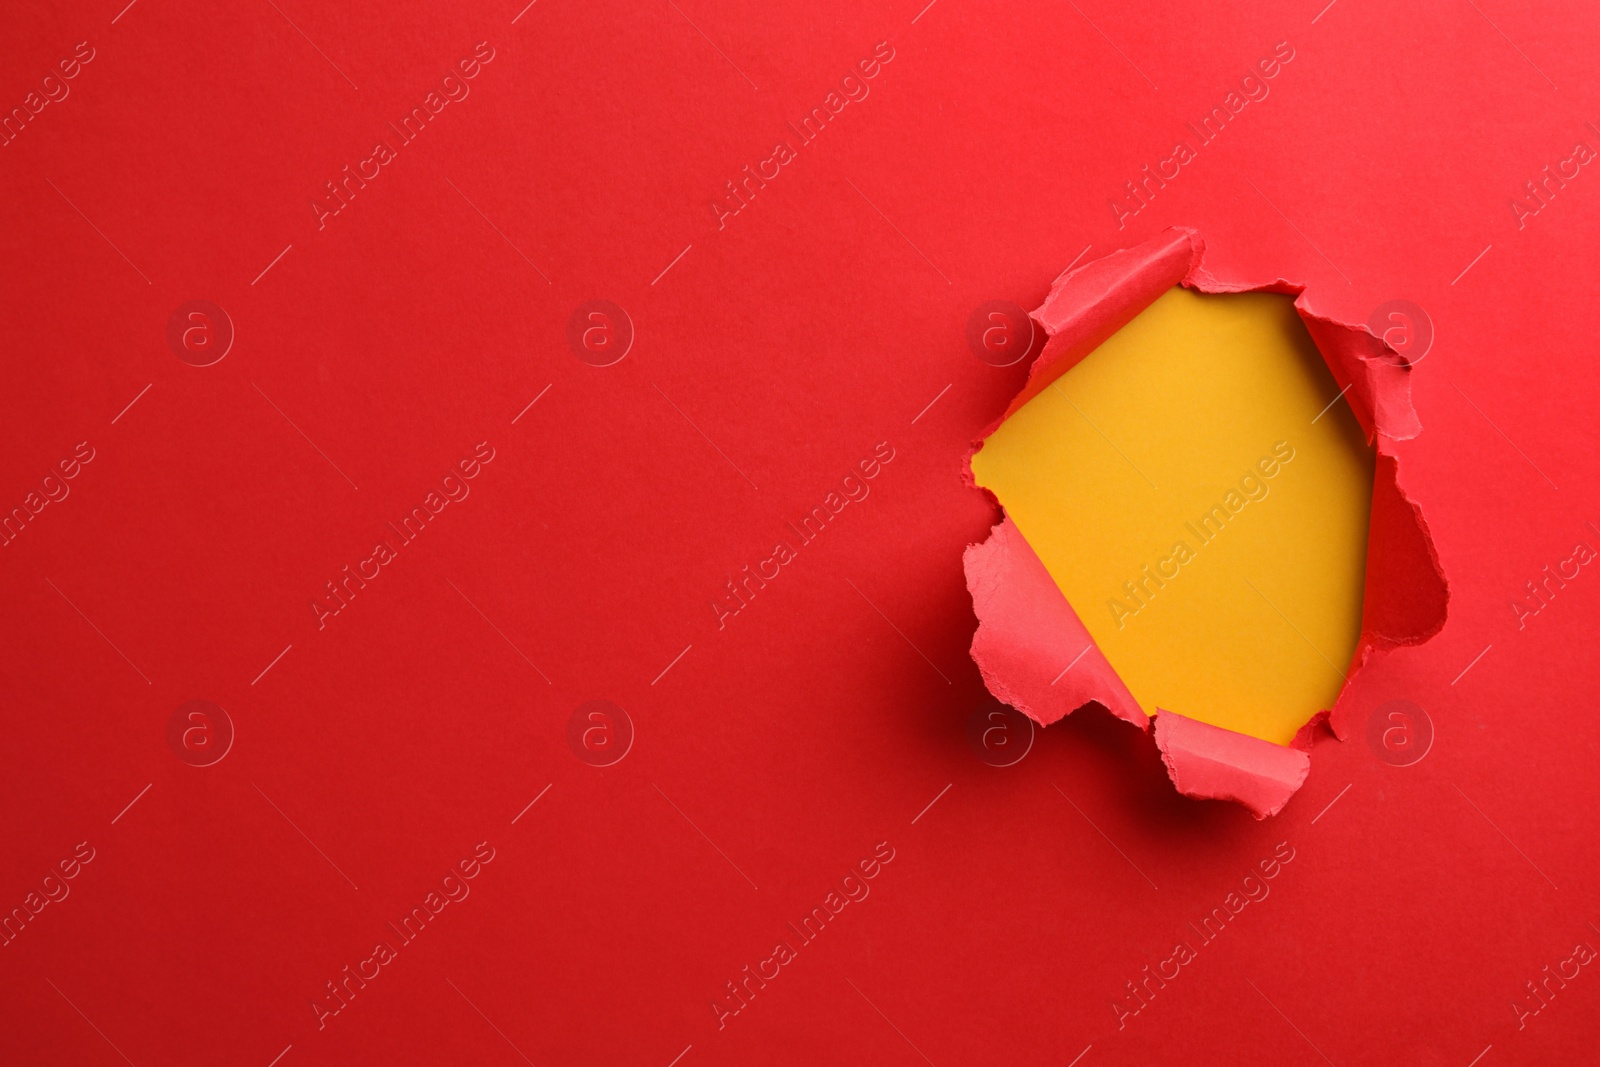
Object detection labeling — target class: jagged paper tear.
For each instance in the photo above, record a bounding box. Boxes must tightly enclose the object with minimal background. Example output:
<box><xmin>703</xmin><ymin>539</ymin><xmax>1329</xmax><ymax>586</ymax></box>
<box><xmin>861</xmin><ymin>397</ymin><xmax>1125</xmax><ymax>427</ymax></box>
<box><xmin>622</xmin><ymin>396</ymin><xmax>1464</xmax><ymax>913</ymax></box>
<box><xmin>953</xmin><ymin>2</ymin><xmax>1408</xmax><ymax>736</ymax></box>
<box><xmin>964</xmin><ymin>227</ymin><xmax>1449</xmax><ymax>819</ymax></box>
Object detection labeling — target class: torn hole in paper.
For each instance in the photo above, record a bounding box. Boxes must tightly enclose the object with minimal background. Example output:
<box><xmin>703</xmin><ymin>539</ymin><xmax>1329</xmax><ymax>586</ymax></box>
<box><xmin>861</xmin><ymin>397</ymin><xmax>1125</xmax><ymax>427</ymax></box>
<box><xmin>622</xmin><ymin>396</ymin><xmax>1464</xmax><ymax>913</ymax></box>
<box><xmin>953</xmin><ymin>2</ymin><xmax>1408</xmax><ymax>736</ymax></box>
<box><xmin>963</xmin><ymin>228</ymin><xmax>1448</xmax><ymax>818</ymax></box>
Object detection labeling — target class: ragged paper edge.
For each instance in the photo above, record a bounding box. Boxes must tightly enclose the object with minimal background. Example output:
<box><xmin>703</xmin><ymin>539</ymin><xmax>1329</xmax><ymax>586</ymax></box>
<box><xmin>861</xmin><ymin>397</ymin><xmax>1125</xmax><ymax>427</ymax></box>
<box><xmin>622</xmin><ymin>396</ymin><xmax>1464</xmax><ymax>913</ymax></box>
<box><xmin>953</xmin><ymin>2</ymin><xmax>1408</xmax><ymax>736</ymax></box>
<box><xmin>963</xmin><ymin>515</ymin><xmax>1146</xmax><ymax>731</ymax></box>
<box><xmin>962</xmin><ymin>226</ymin><xmax>1450</xmax><ymax>818</ymax></box>
<box><xmin>1153</xmin><ymin>711</ymin><xmax>1311</xmax><ymax>819</ymax></box>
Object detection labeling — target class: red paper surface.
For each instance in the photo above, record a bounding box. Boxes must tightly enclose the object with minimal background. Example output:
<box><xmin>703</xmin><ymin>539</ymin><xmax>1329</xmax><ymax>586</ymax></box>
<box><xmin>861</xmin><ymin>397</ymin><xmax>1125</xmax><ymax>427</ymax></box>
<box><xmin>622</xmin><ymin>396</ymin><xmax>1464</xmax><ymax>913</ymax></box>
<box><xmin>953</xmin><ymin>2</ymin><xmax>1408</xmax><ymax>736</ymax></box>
<box><xmin>3</xmin><ymin>2</ymin><xmax>1599</xmax><ymax>1065</ymax></box>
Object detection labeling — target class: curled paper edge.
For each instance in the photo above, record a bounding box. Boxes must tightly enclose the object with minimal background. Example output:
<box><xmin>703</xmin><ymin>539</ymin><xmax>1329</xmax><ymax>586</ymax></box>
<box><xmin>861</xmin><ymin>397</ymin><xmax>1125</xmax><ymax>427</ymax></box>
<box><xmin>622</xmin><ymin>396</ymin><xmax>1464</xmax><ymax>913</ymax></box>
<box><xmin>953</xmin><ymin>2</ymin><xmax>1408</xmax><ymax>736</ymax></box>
<box><xmin>963</xmin><ymin>227</ymin><xmax>1450</xmax><ymax>819</ymax></box>
<box><xmin>1153</xmin><ymin>711</ymin><xmax>1312</xmax><ymax>819</ymax></box>
<box><xmin>963</xmin><ymin>515</ymin><xmax>1146</xmax><ymax>732</ymax></box>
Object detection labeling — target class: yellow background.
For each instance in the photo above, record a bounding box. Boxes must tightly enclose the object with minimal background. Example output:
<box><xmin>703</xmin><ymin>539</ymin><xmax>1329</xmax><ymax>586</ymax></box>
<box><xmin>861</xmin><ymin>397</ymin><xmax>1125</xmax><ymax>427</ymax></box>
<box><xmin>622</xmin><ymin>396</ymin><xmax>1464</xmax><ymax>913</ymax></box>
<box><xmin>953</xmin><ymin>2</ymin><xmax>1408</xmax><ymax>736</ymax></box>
<box><xmin>971</xmin><ymin>287</ymin><xmax>1373</xmax><ymax>744</ymax></box>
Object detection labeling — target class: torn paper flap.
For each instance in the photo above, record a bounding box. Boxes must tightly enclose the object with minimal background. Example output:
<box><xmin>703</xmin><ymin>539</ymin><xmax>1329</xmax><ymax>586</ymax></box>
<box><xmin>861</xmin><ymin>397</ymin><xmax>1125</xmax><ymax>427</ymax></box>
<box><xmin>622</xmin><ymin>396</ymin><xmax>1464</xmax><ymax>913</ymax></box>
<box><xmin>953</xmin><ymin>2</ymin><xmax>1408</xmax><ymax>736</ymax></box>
<box><xmin>1153</xmin><ymin>710</ymin><xmax>1311</xmax><ymax>820</ymax></box>
<box><xmin>964</xmin><ymin>516</ymin><xmax>1145</xmax><ymax>731</ymax></box>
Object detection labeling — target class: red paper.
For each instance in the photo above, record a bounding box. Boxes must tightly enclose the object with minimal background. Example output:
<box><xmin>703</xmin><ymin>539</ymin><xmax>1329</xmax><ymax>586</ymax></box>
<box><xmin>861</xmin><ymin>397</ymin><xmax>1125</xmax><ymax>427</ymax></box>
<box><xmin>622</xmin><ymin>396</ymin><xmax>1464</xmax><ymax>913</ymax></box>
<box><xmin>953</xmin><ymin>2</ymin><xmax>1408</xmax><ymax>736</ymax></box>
<box><xmin>2</xmin><ymin>3</ymin><xmax>1596</xmax><ymax>1065</ymax></box>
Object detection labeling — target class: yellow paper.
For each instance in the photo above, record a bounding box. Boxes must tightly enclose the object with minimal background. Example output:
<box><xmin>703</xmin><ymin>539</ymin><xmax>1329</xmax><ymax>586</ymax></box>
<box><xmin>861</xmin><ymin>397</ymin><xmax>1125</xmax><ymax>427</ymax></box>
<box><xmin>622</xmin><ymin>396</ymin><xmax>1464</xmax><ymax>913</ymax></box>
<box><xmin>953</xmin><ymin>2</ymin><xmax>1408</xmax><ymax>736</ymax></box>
<box><xmin>971</xmin><ymin>287</ymin><xmax>1373</xmax><ymax>745</ymax></box>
